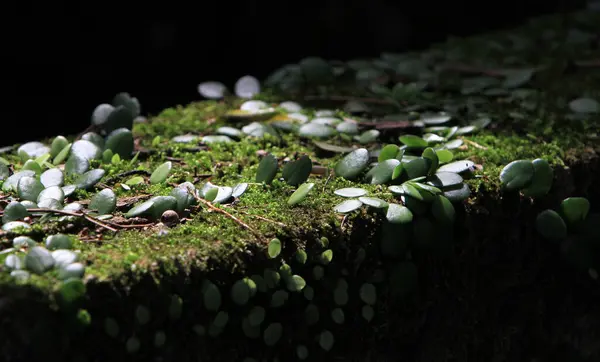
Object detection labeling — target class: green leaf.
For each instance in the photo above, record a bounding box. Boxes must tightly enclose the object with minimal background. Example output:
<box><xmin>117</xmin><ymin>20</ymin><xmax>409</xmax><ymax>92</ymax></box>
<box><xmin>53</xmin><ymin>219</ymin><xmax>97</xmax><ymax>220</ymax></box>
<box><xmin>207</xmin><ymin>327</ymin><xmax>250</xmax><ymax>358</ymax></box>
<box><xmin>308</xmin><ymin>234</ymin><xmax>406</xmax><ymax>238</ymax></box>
<box><xmin>105</xmin><ymin>128</ymin><xmax>134</xmax><ymax>159</ymax></box>
<box><xmin>198</xmin><ymin>81</ymin><xmax>227</xmax><ymax>99</ymax></box>
<box><xmin>569</xmin><ymin>97</ymin><xmax>599</xmax><ymax>114</ymax></box>
<box><xmin>268</xmin><ymin>238</ymin><xmax>281</xmax><ymax>259</ymax></box>
<box><xmin>298</xmin><ymin>123</ymin><xmax>336</xmax><ymax>138</ymax></box>
<box><xmin>386</xmin><ymin>203</ymin><xmax>413</xmax><ymax>224</ymax></box>
<box><xmin>403</xmin><ymin>158</ymin><xmax>431</xmax><ymax>180</ymax></box>
<box><xmin>57</xmin><ymin>278</ymin><xmax>86</xmax><ymax>308</ymax></box>
<box><xmin>125</xmin><ymin>176</ymin><xmax>145</xmax><ymax>186</ymax></box>
<box><xmin>427</xmin><ymin>172</ymin><xmax>463</xmax><ymax>188</ymax></box>
<box><xmin>126</xmin><ymin>200</ymin><xmax>155</xmax><ymax>218</ymax></box>
<box><xmin>75</xmin><ymin>169</ymin><xmax>106</xmax><ymax>189</ymax></box>
<box><xmin>521</xmin><ymin>158</ymin><xmax>554</xmax><ymax>197</ymax></box>
<box><xmin>202</xmin><ymin>281</ymin><xmax>221</xmax><ymax>311</ymax></box>
<box><xmin>318</xmin><ymin>330</ymin><xmax>335</xmax><ymax>351</ymax></box>
<box><xmin>431</xmin><ymin>195</ymin><xmax>455</xmax><ymax>224</ymax></box>
<box><xmin>17</xmin><ymin>176</ymin><xmax>44</xmax><ymax>202</ymax></box>
<box><xmin>53</xmin><ymin>143</ymin><xmax>72</xmax><ymax>165</ymax></box>
<box><xmin>288</xmin><ymin>182</ymin><xmax>314</xmax><ymax>205</ymax></box>
<box><xmin>442</xmin><ymin>183</ymin><xmax>471</xmax><ymax>202</ymax></box>
<box><xmin>359</xmin><ymin>283</ymin><xmax>377</xmax><ymax>305</ymax></box>
<box><xmin>356</xmin><ymin>129</ymin><xmax>380</xmax><ymax>144</ymax></box>
<box><xmin>560</xmin><ymin>197</ymin><xmax>590</xmax><ymax>225</ymax></box>
<box><xmin>37</xmin><ymin>186</ymin><xmax>64</xmax><ymax>204</ymax></box>
<box><xmin>499</xmin><ymin>160</ymin><xmax>535</xmax><ymax>191</ymax></box>
<box><xmin>81</xmin><ymin>132</ymin><xmax>105</xmax><ymax>148</ymax></box>
<box><xmin>64</xmin><ymin>154</ymin><xmax>90</xmax><ymax>175</ymax></box>
<box><xmin>331</xmin><ymin>308</ymin><xmax>345</xmax><ymax>324</ymax></box>
<box><xmin>378</xmin><ymin>144</ymin><xmax>400</xmax><ymax>162</ymax></box>
<box><xmin>50</xmin><ymin>136</ymin><xmax>69</xmax><ymax>158</ymax></box>
<box><xmin>438</xmin><ymin>160</ymin><xmax>475</xmax><ymax>174</ymax></box>
<box><xmin>420</xmin><ymin>114</ymin><xmax>451</xmax><ymax>125</ymax></box>
<box><xmin>90</xmin><ymin>189</ymin><xmax>117</xmax><ymax>214</ymax></box>
<box><xmin>399</xmin><ymin>134</ymin><xmax>428</xmax><ymax>148</ymax></box>
<box><xmin>421</xmin><ymin>147</ymin><xmax>439</xmax><ymax>176</ymax></box>
<box><xmin>334</xmin><ymin>148</ymin><xmax>370</xmax><ymax>180</ymax></box>
<box><xmin>256</xmin><ymin>154</ymin><xmax>278</xmax><ymax>184</ymax></box>
<box><xmin>24</xmin><ymin>246</ymin><xmax>54</xmax><ymax>274</ymax></box>
<box><xmin>334</xmin><ymin>199</ymin><xmax>363</xmax><ymax>213</ymax></box>
<box><xmin>365</xmin><ymin>159</ymin><xmax>400</xmax><ymax>184</ymax></box>
<box><xmin>231</xmin><ymin>279</ymin><xmax>251</xmax><ymax>305</ymax></box>
<box><xmin>286</xmin><ymin>275</ymin><xmax>306</xmax><ymax>292</ymax></box>
<box><xmin>71</xmin><ymin>140</ymin><xmax>102</xmax><ymax>161</ymax></box>
<box><xmin>2</xmin><ymin>202</ymin><xmax>29</xmax><ymax>224</ymax></box>
<box><xmin>150</xmin><ymin>161</ymin><xmax>172</xmax><ymax>184</ymax></box>
<box><xmin>282</xmin><ymin>155</ymin><xmax>312</xmax><ymax>186</ymax></box>
<box><xmin>40</xmin><ymin>168</ymin><xmax>64</xmax><ymax>188</ymax></box>
<box><xmin>334</xmin><ymin>187</ymin><xmax>367</xmax><ymax>198</ymax></box>
<box><xmin>358</xmin><ymin>196</ymin><xmax>388</xmax><ymax>209</ymax></box>
<box><xmin>263</xmin><ymin>323</ymin><xmax>283</xmax><ymax>346</ymax></box>
<box><xmin>536</xmin><ymin>209</ymin><xmax>567</xmax><ymax>241</ymax></box>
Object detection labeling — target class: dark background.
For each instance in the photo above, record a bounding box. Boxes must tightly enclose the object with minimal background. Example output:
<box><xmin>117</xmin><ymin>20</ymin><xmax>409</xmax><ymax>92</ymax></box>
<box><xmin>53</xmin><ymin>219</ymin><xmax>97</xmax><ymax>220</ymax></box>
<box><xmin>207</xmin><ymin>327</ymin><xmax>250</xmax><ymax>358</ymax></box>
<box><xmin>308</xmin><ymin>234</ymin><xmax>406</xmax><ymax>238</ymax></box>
<box><xmin>6</xmin><ymin>0</ymin><xmax>585</xmax><ymax>146</ymax></box>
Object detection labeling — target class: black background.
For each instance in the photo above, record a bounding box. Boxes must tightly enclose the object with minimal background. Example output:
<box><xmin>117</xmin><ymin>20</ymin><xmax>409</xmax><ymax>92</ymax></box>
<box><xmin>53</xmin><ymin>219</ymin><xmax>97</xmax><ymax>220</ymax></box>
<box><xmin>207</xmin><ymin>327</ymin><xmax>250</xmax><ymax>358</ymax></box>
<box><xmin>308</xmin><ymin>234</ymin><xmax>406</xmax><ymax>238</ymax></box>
<box><xmin>5</xmin><ymin>0</ymin><xmax>583</xmax><ymax>146</ymax></box>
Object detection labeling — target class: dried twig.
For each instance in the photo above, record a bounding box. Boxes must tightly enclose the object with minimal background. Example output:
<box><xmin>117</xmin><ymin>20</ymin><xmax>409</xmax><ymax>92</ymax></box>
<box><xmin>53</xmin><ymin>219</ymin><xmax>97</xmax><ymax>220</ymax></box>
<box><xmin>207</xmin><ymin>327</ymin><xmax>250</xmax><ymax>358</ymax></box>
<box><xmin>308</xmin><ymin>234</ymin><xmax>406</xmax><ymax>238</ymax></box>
<box><xmin>234</xmin><ymin>210</ymin><xmax>287</xmax><ymax>228</ymax></box>
<box><xmin>13</xmin><ymin>208</ymin><xmax>120</xmax><ymax>233</ymax></box>
<box><xmin>460</xmin><ymin>137</ymin><xmax>488</xmax><ymax>150</ymax></box>
<box><xmin>192</xmin><ymin>195</ymin><xmax>262</xmax><ymax>240</ymax></box>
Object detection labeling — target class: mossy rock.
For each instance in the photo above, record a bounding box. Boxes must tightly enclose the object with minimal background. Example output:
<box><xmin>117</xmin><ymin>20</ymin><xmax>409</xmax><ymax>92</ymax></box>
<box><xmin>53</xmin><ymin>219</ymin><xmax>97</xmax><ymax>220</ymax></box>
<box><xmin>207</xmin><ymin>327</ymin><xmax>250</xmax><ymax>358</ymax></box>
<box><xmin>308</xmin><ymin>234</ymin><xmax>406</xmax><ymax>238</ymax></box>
<box><xmin>1</xmin><ymin>10</ymin><xmax>600</xmax><ymax>362</ymax></box>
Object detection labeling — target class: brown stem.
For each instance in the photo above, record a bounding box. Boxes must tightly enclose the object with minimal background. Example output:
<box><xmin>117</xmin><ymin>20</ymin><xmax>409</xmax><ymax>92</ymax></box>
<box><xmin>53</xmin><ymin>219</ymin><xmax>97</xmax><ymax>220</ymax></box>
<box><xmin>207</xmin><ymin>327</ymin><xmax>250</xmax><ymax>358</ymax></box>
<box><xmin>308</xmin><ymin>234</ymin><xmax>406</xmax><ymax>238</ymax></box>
<box><xmin>192</xmin><ymin>195</ymin><xmax>262</xmax><ymax>241</ymax></box>
<box><xmin>20</xmin><ymin>208</ymin><xmax>120</xmax><ymax>232</ymax></box>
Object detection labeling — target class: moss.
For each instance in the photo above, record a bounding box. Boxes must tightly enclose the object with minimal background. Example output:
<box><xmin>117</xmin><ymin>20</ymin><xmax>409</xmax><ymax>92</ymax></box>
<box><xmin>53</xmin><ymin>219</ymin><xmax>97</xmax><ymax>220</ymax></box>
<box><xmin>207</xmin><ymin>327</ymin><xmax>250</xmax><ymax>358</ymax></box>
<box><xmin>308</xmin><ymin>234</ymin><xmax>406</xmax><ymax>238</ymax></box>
<box><xmin>1</xmin><ymin>9</ymin><xmax>600</xmax><ymax>362</ymax></box>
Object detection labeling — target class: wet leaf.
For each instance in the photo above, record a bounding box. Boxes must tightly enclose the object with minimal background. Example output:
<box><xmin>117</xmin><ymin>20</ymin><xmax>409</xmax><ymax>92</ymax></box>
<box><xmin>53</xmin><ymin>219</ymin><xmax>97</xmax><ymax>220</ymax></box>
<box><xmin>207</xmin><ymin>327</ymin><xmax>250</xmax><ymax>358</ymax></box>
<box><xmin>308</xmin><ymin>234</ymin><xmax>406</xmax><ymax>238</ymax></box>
<box><xmin>90</xmin><ymin>189</ymin><xmax>117</xmax><ymax>214</ymax></box>
<box><xmin>365</xmin><ymin>159</ymin><xmax>401</xmax><ymax>184</ymax></box>
<box><xmin>334</xmin><ymin>148</ymin><xmax>370</xmax><ymax>180</ymax></box>
<box><xmin>522</xmin><ymin>158</ymin><xmax>553</xmax><ymax>197</ymax></box>
<box><xmin>75</xmin><ymin>169</ymin><xmax>106</xmax><ymax>189</ymax></box>
<box><xmin>282</xmin><ymin>155</ymin><xmax>312</xmax><ymax>186</ymax></box>
<box><xmin>386</xmin><ymin>203</ymin><xmax>413</xmax><ymax>224</ymax></box>
<box><xmin>334</xmin><ymin>187</ymin><xmax>367</xmax><ymax>198</ymax></box>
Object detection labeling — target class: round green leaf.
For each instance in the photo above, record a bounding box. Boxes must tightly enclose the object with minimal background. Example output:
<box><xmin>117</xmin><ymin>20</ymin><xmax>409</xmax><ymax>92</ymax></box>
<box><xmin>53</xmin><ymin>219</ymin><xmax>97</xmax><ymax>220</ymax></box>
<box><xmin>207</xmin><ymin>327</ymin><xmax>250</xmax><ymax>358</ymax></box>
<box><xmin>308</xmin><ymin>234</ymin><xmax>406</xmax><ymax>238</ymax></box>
<box><xmin>288</xmin><ymin>182</ymin><xmax>314</xmax><ymax>205</ymax></box>
<box><xmin>421</xmin><ymin>147</ymin><xmax>439</xmax><ymax>176</ymax></box>
<box><xmin>399</xmin><ymin>134</ymin><xmax>428</xmax><ymax>148</ymax></box>
<box><xmin>198</xmin><ymin>81</ymin><xmax>227</xmax><ymax>99</ymax></box>
<box><xmin>560</xmin><ymin>197</ymin><xmax>590</xmax><ymax>225</ymax></box>
<box><xmin>386</xmin><ymin>203</ymin><xmax>413</xmax><ymax>224</ymax></box>
<box><xmin>40</xmin><ymin>168</ymin><xmax>64</xmax><ymax>188</ymax></box>
<box><xmin>263</xmin><ymin>323</ymin><xmax>283</xmax><ymax>346</ymax></box>
<box><xmin>365</xmin><ymin>159</ymin><xmax>401</xmax><ymax>184</ymax></box>
<box><xmin>57</xmin><ymin>278</ymin><xmax>86</xmax><ymax>307</ymax></box>
<box><xmin>499</xmin><ymin>160</ymin><xmax>535</xmax><ymax>191</ymax></box>
<box><xmin>356</xmin><ymin>129</ymin><xmax>380</xmax><ymax>144</ymax></box>
<box><xmin>202</xmin><ymin>281</ymin><xmax>221</xmax><ymax>311</ymax></box>
<box><xmin>150</xmin><ymin>161</ymin><xmax>172</xmax><ymax>184</ymax></box>
<box><xmin>37</xmin><ymin>186</ymin><xmax>64</xmax><ymax>203</ymax></box>
<box><xmin>318</xmin><ymin>330</ymin><xmax>335</xmax><ymax>351</ymax></box>
<box><xmin>81</xmin><ymin>132</ymin><xmax>105</xmax><ymax>148</ymax></box>
<box><xmin>90</xmin><ymin>188</ymin><xmax>117</xmax><ymax>214</ymax></box>
<box><xmin>403</xmin><ymin>158</ymin><xmax>431</xmax><ymax>180</ymax></box>
<box><xmin>268</xmin><ymin>238</ymin><xmax>281</xmax><ymax>258</ymax></box>
<box><xmin>105</xmin><ymin>128</ymin><xmax>134</xmax><ymax>159</ymax></box>
<box><xmin>71</xmin><ymin>140</ymin><xmax>102</xmax><ymax>161</ymax></box>
<box><xmin>378</xmin><ymin>144</ymin><xmax>400</xmax><ymax>162</ymax></box>
<box><xmin>287</xmin><ymin>275</ymin><xmax>306</xmax><ymax>292</ymax></box>
<box><xmin>2</xmin><ymin>202</ymin><xmax>29</xmax><ymax>224</ymax></box>
<box><xmin>282</xmin><ymin>155</ymin><xmax>312</xmax><ymax>186</ymax></box>
<box><xmin>46</xmin><ymin>234</ymin><xmax>73</xmax><ymax>250</ymax></box>
<box><xmin>235</xmin><ymin>75</ymin><xmax>260</xmax><ymax>99</ymax></box>
<box><xmin>50</xmin><ymin>136</ymin><xmax>69</xmax><ymax>158</ymax></box>
<box><xmin>65</xmin><ymin>154</ymin><xmax>90</xmax><ymax>175</ymax></box>
<box><xmin>17</xmin><ymin>176</ymin><xmax>44</xmax><ymax>202</ymax></box>
<box><xmin>298</xmin><ymin>123</ymin><xmax>336</xmax><ymax>138</ymax></box>
<box><xmin>24</xmin><ymin>246</ymin><xmax>55</xmax><ymax>274</ymax></box>
<box><xmin>256</xmin><ymin>154</ymin><xmax>278</xmax><ymax>184</ymax></box>
<box><xmin>427</xmin><ymin>172</ymin><xmax>463</xmax><ymax>188</ymax></box>
<box><xmin>359</xmin><ymin>283</ymin><xmax>377</xmax><ymax>305</ymax></box>
<box><xmin>521</xmin><ymin>158</ymin><xmax>554</xmax><ymax>197</ymax></box>
<box><xmin>231</xmin><ymin>279</ymin><xmax>251</xmax><ymax>305</ymax></box>
<box><xmin>442</xmin><ymin>183</ymin><xmax>471</xmax><ymax>202</ymax></box>
<box><xmin>334</xmin><ymin>199</ymin><xmax>363</xmax><ymax>213</ymax></box>
<box><xmin>358</xmin><ymin>196</ymin><xmax>388</xmax><ymax>209</ymax></box>
<box><xmin>569</xmin><ymin>97</ymin><xmax>599</xmax><ymax>114</ymax></box>
<box><xmin>438</xmin><ymin>160</ymin><xmax>475</xmax><ymax>174</ymax></box>
<box><xmin>334</xmin><ymin>148</ymin><xmax>370</xmax><ymax>180</ymax></box>
<box><xmin>3</xmin><ymin>170</ymin><xmax>35</xmax><ymax>192</ymax></box>
<box><xmin>431</xmin><ymin>195</ymin><xmax>455</xmax><ymax>224</ymax></box>
<box><xmin>75</xmin><ymin>169</ymin><xmax>105</xmax><ymax>189</ymax></box>
<box><xmin>536</xmin><ymin>209</ymin><xmax>567</xmax><ymax>241</ymax></box>
<box><xmin>334</xmin><ymin>187</ymin><xmax>367</xmax><ymax>198</ymax></box>
<box><xmin>331</xmin><ymin>308</ymin><xmax>345</xmax><ymax>324</ymax></box>
<box><xmin>126</xmin><ymin>200</ymin><xmax>154</xmax><ymax>218</ymax></box>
